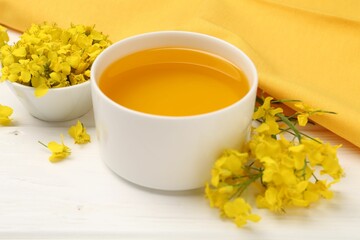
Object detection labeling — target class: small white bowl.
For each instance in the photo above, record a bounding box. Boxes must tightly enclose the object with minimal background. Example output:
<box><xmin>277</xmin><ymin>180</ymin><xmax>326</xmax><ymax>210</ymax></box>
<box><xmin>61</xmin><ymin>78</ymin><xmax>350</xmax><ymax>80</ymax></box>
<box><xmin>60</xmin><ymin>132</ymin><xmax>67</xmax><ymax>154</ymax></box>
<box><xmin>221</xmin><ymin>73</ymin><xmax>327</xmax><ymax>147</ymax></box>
<box><xmin>6</xmin><ymin>81</ymin><xmax>92</xmax><ymax>122</ymax></box>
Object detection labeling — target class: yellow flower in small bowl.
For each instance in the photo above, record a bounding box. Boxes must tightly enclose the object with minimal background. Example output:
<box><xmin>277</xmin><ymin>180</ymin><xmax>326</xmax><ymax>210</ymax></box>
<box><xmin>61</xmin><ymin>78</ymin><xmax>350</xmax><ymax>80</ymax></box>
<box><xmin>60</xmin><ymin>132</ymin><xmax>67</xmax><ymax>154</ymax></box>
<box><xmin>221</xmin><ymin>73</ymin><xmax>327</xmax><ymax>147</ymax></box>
<box><xmin>0</xmin><ymin>23</ymin><xmax>111</xmax><ymax>121</ymax></box>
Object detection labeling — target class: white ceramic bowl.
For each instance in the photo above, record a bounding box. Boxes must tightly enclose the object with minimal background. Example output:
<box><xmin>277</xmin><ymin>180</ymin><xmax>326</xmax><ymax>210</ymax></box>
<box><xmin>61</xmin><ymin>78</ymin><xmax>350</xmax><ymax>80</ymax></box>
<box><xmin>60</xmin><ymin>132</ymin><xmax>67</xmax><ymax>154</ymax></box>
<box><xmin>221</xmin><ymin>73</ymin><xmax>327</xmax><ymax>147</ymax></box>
<box><xmin>91</xmin><ymin>31</ymin><xmax>258</xmax><ymax>191</ymax></box>
<box><xmin>6</xmin><ymin>81</ymin><xmax>92</xmax><ymax>122</ymax></box>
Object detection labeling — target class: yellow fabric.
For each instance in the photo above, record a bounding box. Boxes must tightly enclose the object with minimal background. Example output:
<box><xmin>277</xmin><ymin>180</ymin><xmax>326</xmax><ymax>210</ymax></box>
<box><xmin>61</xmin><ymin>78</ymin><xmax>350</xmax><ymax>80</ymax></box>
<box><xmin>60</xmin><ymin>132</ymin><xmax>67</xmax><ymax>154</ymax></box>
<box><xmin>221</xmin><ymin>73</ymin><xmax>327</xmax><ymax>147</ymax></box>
<box><xmin>1</xmin><ymin>0</ymin><xmax>360</xmax><ymax>147</ymax></box>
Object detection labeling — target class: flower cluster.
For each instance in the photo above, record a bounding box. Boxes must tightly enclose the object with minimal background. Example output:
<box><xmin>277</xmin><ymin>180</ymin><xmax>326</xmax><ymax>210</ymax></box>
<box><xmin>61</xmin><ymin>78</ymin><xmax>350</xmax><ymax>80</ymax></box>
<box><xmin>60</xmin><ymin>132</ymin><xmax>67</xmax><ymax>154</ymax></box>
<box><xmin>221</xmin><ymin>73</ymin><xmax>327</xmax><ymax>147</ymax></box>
<box><xmin>0</xmin><ymin>23</ymin><xmax>111</xmax><ymax>97</ymax></box>
<box><xmin>205</xmin><ymin>97</ymin><xmax>343</xmax><ymax>227</ymax></box>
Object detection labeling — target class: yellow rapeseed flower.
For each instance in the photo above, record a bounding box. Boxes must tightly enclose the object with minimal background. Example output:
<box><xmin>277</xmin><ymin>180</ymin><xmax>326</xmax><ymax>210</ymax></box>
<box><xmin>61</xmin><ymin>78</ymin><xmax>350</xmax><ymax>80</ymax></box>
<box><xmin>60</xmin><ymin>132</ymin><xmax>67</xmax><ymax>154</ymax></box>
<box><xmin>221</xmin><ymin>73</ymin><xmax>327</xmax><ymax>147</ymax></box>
<box><xmin>223</xmin><ymin>198</ymin><xmax>261</xmax><ymax>227</ymax></box>
<box><xmin>253</xmin><ymin>97</ymin><xmax>282</xmax><ymax>120</ymax></box>
<box><xmin>205</xmin><ymin>183</ymin><xmax>234</xmax><ymax>209</ymax></box>
<box><xmin>39</xmin><ymin>135</ymin><xmax>71</xmax><ymax>163</ymax></box>
<box><xmin>0</xmin><ymin>104</ymin><xmax>13</xmax><ymax>126</ymax></box>
<box><xmin>295</xmin><ymin>102</ymin><xmax>336</xmax><ymax>127</ymax></box>
<box><xmin>305</xmin><ymin>180</ymin><xmax>334</xmax><ymax>202</ymax></box>
<box><xmin>302</xmin><ymin>139</ymin><xmax>344</xmax><ymax>180</ymax></box>
<box><xmin>295</xmin><ymin>103</ymin><xmax>316</xmax><ymax>124</ymax></box>
<box><xmin>68</xmin><ymin>120</ymin><xmax>91</xmax><ymax>144</ymax></box>
<box><xmin>253</xmin><ymin>97</ymin><xmax>283</xmax><ymax>135</ymax></box>
<box><xmin>205</xmin><ymin>96</ymin><xmax>343</xmax><ymax>227</ymax></box>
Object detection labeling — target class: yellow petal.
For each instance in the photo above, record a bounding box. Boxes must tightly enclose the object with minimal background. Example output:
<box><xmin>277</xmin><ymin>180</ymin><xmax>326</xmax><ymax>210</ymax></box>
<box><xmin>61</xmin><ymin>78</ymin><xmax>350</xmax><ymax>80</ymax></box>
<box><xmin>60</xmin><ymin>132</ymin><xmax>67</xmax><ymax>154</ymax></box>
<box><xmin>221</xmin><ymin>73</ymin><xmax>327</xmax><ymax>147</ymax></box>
<box><xmin>68</xmin><ymin>120</ymin><xmax>91</xmax><ymax>144</ymax></box>
<box><xmin>218</xmin><ymin>186</ymin><xmax>234</xmax><ymax>194</ymax></box>
<box><xmin>265</xmin><ymin>187</ymin><xmax>277</xmax><ymax>205</ymax></box>
<box><xmin>12</xmin><ymin>47</ymin><xmax>27</xmax><ymax>58</ymax></box>
<box><xmin>2</xmin><ymin>55</ymin><xmax>14</xmax><ymax>66</ymax></box>
<box><xmin>297</xmin><ymin>114</ymin><xmax>309</xmax><ymax>126</ymax></box>
<box><xmin>247</xmin><ymin>214</ymin><xmax>261</xmax><ymax>223</ymax></box>
<box><xmin>255</xmin><ymin>123</ymin><xmax>270</xmax><ymax>133</ymax></box>
<box><xmin>304</xmin><ymin>190</ymin><xmax>320</xmax><ymax>203</ymax></box>
<box><xmin>20</xmin><ymin>71</ymin><xmax>31</xmax><ymax>82</ymax></box>
<box><xmin>0</xmin><ymin>104</ymin><xmax>13</xmax><ymax>126</ymax></box>
<box><xmin>292</xmin><ymin>198</ymin><xmax>309</xmax><ymax>207</ymax></box>
<box><xmin>296</xmin><ymin>181</ymin><xmax>309</xmax><ymax>193</ymax></box>
<box><xmin>34</xmin><ymin>85</ymin><xmax>49</xmax><ymax>97</ymax></box>
<box><xmin>66</xmin><ymin>55</ymin><xmax>80</xmax><ymax>68</ymax></box>
<box><xmin>234</xmin><ymin>217</ymin><xmax>247</xmax><ymax>227</ymax></box>
<box><xmin>0</xmin><ymin>104</ymin><xmax>13</xmax><ymax>116</ymax></box>
<box><xmin>48</xmin><ymin>141</ymin><xmax>64</xmax><ymax>152</ymax></box>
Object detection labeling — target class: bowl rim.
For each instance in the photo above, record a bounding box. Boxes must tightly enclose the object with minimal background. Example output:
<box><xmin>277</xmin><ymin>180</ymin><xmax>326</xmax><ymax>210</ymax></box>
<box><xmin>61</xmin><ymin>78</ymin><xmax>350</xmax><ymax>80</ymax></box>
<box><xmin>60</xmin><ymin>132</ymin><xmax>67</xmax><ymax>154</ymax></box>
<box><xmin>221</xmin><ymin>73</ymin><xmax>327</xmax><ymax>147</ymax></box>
<box><xmin>91</xmin><ymin>30</ymin><xmax>258</xmax><ymax>120</ymax></box>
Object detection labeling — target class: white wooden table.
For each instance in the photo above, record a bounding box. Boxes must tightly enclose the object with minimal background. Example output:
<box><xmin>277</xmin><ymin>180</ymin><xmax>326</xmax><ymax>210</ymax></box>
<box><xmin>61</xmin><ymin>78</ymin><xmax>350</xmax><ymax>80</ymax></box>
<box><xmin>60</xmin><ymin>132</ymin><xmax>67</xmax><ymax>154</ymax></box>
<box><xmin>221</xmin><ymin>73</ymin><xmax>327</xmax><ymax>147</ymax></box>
<box><xmin>1</xmin><ymin>30</ymin><xmax>360</xmax><ymax>240</ymax></box>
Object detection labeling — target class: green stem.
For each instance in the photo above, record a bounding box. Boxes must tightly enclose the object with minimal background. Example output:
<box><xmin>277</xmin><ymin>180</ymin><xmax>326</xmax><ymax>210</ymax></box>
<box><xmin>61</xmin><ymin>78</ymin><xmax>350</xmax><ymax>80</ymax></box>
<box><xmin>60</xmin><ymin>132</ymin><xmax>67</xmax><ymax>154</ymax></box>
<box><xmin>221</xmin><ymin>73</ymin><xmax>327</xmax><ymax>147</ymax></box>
<box><xmin>256</xmin><ymin>96</ymin><xmax>264</xmax><ymax>105</ymax></box>
<box><xmin>248</xmin><ymin>166</ymin><xmax>263</xmax><ymax>172</ymax></box>
<box><xmin>312</xmin><ymin>173</ymin><xmax>319</xmax><ymax>182</ymax></box>
<box><xmin>38</xmin><ymin>141</ymin><xmax>48</xmax><ymax>148</ymax></box>
<box><xmin>298</xmin><ymin>132</ymin><xmax>321</xmax><ymax>143</ymax></box>
<box><xmin>230</xmin><ymin>173</ymin><xmax>262</xmax><ymax>200</ymax></box>
<box><xmin>271</xmin><ymin>99</ymin><xmax>301</xmax><ymax>104</ymax></box>
<box><xmin>310</xmin><ymin>110</ymin><xmax>337</xmax><ymax>115</ymax></box>
<box><xmin>279</xmin><ymin>127</ymin><xmax>322</xmax><ymax>143</ymax></box>
<box><xmin>276</xmin><ymin>113</ymin><xmax>302</xmax><ymax>142</ymax></box>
